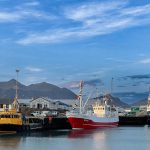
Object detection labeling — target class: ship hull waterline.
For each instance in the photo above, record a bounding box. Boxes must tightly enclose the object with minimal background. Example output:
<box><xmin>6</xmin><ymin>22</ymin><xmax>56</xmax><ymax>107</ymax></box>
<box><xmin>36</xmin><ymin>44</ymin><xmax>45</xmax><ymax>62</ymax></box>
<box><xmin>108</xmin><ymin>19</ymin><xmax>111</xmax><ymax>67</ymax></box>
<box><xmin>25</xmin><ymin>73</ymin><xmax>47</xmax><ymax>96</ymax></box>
<box><xmin>68</xmin><ymin>117</ymin><xmax>119</xmax><ymax>130</ymax></box>
<box><xmin>0</xmin><ymin>124</ymin><xmax>23</xmax><ymax>132</ymax></box>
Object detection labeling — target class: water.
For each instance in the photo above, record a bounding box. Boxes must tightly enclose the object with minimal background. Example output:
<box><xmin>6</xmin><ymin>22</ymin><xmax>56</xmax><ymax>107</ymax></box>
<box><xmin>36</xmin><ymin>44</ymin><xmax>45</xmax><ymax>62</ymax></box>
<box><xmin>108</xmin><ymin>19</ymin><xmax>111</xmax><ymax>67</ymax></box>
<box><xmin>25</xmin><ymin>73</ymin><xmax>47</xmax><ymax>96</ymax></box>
<box><xmin>0</xmin><ymin>126</ymin><xmax>150</xmax><ymax>150</ymax></box>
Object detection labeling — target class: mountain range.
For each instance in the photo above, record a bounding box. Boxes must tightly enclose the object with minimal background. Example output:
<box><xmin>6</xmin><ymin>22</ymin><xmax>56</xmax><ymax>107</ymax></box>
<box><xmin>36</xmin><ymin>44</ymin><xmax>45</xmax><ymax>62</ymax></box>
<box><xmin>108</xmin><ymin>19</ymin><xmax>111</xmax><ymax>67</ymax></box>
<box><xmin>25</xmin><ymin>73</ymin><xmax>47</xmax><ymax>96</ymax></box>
<box><xmin>131</xmin><ymin>98</ymin><xmax>147</xmax><ymax>106</ymax></box>
<box><xmin>0</xmin><ymin>79</ymin><xmax>77</xmax><ymax>99</ymax></box>
<box><xmin>62</xmin><ymin>79</ymin><xmax>149</xmax><ymax>105</ymax></box>
<box><xmin>0</xmin><ymin>79</ymin><xmax>148</xmax><ymax>107</ymax></box>
<box><xmin>91</xmin><ymin>94</ymin><xmax>129</xmax><ymax>108</ymax></box>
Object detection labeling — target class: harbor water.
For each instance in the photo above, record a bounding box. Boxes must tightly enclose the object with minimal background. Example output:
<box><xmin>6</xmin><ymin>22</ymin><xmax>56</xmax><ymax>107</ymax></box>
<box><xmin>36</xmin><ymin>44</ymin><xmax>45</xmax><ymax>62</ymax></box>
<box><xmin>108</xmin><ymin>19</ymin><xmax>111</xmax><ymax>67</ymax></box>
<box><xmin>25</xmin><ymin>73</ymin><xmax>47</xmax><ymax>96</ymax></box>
<box><xmin>0</xmin><ymin>126</ymin><xmax>150</xmax><ymax>150</ymax></box>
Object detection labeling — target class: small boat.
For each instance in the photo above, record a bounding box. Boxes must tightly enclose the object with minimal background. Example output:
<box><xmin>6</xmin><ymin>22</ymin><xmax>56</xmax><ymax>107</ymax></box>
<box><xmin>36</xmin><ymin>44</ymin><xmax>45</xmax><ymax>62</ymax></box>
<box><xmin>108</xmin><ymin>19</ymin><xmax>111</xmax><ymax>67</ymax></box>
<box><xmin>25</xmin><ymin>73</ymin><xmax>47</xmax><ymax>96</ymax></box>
<box><xmin>27</xmin><ymin>116</ymin><xmax>45</xmax><ymax>130</ymax></box>
<box><xmin>66</xmin><ymin>81</ymin><xmax>119</xmax><ymax>129</ymax></box>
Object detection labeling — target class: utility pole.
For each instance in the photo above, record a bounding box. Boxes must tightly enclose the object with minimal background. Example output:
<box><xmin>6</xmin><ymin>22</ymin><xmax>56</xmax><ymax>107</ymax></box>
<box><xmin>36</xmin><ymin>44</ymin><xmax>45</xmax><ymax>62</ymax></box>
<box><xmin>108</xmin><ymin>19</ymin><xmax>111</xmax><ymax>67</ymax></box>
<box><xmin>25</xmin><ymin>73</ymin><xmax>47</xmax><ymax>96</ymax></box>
<box><xmin>110</xmin><ymin>77</ymin><xmax>114</xmax><ymax>95</ymax></box>
<box><xmin>15</xmin><ymin>69</ymin><xmax>20</xmax><ymax>100</ymax></box>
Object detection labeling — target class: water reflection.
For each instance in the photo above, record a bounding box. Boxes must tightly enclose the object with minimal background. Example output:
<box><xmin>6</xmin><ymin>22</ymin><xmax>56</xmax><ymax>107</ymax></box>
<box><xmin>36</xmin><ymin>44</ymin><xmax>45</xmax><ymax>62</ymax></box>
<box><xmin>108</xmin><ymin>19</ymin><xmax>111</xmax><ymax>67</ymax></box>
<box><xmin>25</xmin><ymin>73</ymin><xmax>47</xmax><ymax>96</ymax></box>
<box><xmin>0</xmin><ymin>134</ymin><xmax>21</xmax><ymax>149</ymax></box>
<box><xmin>0</xmin><ymin>127</ymin><xmax>150</xmax><ymax>150</ymax></box>
<box><xmin>68</xmin><ymin>129</ymin><xmax>106</xmax><ymax>139</ymax></box>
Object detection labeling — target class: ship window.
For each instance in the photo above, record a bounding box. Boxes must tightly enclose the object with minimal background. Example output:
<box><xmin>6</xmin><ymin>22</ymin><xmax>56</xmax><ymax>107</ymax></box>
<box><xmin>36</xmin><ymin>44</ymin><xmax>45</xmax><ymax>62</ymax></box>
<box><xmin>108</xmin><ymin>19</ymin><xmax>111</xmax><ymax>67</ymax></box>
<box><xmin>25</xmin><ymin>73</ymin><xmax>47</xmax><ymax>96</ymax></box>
<box><xmin>14</xmin><ymin>115</ymin><xmax>19</xmax><ymax>118</ymax></box>
<box><xmin>1</xmin><ymin>115</ymin><xmax>4</xmax><ymax>118</ymax></box>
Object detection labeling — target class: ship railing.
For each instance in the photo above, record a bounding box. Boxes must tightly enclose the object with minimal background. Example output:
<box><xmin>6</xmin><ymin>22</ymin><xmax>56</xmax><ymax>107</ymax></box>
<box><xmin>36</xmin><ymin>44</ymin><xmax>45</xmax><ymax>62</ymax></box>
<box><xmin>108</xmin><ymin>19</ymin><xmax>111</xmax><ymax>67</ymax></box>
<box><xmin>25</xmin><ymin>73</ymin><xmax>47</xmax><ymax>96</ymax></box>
<box><xmin>66</xmin><ymin>110</ymin><xmax>80</xmax><ymax>117</ymax></box>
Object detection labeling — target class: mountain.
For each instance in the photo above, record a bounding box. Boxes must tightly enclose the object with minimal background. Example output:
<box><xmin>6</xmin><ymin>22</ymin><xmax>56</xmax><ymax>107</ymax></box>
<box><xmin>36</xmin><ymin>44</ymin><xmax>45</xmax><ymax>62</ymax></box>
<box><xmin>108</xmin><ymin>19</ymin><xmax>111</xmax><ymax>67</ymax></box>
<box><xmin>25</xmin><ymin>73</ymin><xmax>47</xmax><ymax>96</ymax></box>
<box><xmin>0</xmin><ymin>79</ymin><xmax>77</xmax><ymax>99</ymax></box>
<box><xmin>113</xmin><ymin>92</ymin><xmax>148</xmax><ymax>104</ymax></box>
<box><xmin>91</xmin><ymin>94</ymin><xmax>129</xmax><ymax>108</ymax></box>
<box><xmin>131</xmin><ymin>98</ymin><xmax>147</xmax><ymax>106</ymax></box>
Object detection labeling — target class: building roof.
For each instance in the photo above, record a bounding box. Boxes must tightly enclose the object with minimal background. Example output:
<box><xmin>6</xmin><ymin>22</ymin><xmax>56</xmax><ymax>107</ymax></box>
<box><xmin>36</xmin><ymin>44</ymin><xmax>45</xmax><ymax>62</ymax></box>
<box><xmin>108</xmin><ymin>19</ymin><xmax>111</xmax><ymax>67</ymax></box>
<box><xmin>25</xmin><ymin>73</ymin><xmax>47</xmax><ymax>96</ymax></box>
<box><xmin>18</xmin><ymin>99</ymin><xmax>32</xmax><ymax>104</ymax></box>
<box><xmin>30</xmin><ymin>97</ymin><xmax>51</xmax><ymax>103</ymax></box>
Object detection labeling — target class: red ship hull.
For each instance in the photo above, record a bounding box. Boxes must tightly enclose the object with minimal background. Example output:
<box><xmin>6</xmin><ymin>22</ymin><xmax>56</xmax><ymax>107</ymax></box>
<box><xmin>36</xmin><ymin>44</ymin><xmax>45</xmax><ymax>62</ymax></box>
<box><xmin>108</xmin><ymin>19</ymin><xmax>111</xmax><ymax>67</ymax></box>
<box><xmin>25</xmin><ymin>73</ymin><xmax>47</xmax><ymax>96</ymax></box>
<box><xmin>68</xmin><ymin>117</ymin><xmax>119</xmax><ymax>129</ymax></box>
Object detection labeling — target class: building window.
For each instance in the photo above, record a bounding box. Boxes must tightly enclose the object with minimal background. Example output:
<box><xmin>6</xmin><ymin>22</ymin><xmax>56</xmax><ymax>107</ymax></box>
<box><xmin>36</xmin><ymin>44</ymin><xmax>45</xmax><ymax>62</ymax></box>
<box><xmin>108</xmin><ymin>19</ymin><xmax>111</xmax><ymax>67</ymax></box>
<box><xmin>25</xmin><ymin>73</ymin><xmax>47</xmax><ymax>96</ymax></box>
<box><xmin>44</xmin><ymin>104</ymin><xmax>47</xmax><ymax>108</ymax></box>
<box><xmin>37</xmin><ymin>103</ymin><xmax>42</xmax><ymax>109</ymax></box>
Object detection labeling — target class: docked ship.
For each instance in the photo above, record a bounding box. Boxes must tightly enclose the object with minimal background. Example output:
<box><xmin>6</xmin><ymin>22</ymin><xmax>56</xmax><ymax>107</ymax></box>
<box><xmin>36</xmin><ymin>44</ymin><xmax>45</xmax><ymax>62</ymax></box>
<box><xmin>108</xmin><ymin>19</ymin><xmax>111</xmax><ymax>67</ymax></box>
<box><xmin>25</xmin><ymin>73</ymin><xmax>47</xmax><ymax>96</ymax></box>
<box><xmin>0</xmin><ymin>70</ymin><xmax>45</xmax><ymax>133</ymax></box>
<box><xmin>66</xmin><ymin>81</ymin><xmax>119</xmax><ymax>129</ymax></box>
<box><xmin>0</xmin><ymin>98</ymin><xmax>45</xmax><ymax>132</ymax></box>
<box><xmin>0</xmin><ymin>98</ymin><xmax>29</xmax><ymax>132</ymax></box>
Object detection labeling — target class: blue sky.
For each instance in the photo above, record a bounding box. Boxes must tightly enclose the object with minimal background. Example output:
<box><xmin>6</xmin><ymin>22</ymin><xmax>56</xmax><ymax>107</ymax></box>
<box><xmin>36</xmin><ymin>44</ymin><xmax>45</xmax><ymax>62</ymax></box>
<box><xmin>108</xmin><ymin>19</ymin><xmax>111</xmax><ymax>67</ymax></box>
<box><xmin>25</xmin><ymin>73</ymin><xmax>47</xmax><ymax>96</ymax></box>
<box><xmin>1</xmin><ymin>0</ymin><xmax>150</xmax><ymax>94</ymax></box>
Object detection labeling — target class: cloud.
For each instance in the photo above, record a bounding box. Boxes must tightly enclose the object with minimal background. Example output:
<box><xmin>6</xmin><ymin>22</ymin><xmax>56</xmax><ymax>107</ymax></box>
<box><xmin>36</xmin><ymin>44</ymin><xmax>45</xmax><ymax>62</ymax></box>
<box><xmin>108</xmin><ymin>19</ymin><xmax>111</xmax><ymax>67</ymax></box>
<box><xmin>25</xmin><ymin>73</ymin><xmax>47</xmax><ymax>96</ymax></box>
<box><xmin>126</xmin><ymin>74</ymin><xmax>150</xmax><ymax>79</ymax></box>
<box><xmin>0</xmin><ymin>10</ymin><xmax>55</xmax><ymax>23</ymax></box>
<box><xmin>23</xmin><ymin>1</ymin><xmax>40</xmax><ymax>7</ymax></box>
<box><xmin>17</xmin><ymin>1</ymin><xmax>150</xmax><ymax>45</ymax></box>
<box><xmin>0</xmin><ymin>12</ymin><xmax>22</xmax><ymax>22</ymax></box>
<box><xmin>0</xmin><ymin>1</ymin><xmax>56</xmax><ymax>23</ymax></box>
<box><xmin>139</xmin><ymin>58</ymin><xmax>150</xmax><ymax>64</ymax></box>
<box><xmin>64</xmin><ymin>1</ymin><xmax>127</xmax><ymax>21</ymax></box>
<box><xmin>121</xmin><ymin>4</ymin><xmax>150</xmax><ymax>16</ymax></box>
<box><xmin>17</xmin><ymin>29</ymin><xmax>79</xmax><ymax>44</ymax></box>
<box><xmin>84</xmin><ymin>79</ymin><xmax>104</xmax><ymax>86</ymax></box>
<box><xmin>62</xmin><ymin>78</ymin><xmax>104</xmax><ymax>89</ymax></box>
<box><xmin>25</xmin><ymin>67</ymin><xmax>43</xmax><ymax>72</ymax></box>
<box><xmin>62</xmin><ymin>81</ymin><xmax>80</xmax><ymax>89</ymax></box>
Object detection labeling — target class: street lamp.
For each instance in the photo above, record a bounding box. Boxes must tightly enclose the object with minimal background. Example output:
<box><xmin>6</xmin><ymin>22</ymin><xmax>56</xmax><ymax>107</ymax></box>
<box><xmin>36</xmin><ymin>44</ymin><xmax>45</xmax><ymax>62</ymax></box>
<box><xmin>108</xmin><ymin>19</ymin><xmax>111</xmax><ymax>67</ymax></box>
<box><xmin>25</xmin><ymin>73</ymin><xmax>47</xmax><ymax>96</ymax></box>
<box><xmin>15</xmin><ymin>69</ymin><xmax>20</xmax><ymax>99</ymax></box>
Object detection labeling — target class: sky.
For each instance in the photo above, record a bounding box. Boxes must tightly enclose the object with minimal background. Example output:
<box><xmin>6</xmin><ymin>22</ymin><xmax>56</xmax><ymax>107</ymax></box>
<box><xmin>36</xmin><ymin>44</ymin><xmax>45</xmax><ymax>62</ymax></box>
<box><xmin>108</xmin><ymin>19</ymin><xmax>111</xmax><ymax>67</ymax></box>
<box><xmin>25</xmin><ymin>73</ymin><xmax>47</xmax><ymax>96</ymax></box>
<box><xmin>1</xmin><ymin>0</ymin><xmax>150</xmax><ymax>95</ymax></box>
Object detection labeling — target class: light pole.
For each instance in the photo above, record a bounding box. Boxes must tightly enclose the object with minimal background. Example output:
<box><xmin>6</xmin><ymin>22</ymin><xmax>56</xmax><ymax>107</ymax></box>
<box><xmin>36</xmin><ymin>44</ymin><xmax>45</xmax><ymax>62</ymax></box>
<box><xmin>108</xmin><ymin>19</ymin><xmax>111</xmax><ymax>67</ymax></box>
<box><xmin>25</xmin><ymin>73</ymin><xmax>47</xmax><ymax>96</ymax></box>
<box><xmin>15</xmin><ymin>69</ymin><xmax>19</xmax><ymax>100</ymax></box>
<box><xmin>110</xmin><ymin>77</ymin><xmax>114</xmax><ymax>95</ymax></box>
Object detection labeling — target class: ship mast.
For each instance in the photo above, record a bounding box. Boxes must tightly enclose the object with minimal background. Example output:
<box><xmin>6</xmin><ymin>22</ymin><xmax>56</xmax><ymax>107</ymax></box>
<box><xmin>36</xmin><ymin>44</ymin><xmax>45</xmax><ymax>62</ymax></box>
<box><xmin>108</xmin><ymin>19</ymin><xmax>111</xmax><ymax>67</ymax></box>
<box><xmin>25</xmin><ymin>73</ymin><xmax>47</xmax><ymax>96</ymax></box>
<box><xmin>13</xmin><ymin>69</ymin><xmax>20</xmax><ymax>112</ymax></box>
<box><xmin>147</xmin><ymin>87</ymin><xmax>150</xmax><ymax>111</ymax></box>
<box><xmin>79</xmin><ymin>81</ymin><xmax>83</xmax><ymax>114</ymax></box>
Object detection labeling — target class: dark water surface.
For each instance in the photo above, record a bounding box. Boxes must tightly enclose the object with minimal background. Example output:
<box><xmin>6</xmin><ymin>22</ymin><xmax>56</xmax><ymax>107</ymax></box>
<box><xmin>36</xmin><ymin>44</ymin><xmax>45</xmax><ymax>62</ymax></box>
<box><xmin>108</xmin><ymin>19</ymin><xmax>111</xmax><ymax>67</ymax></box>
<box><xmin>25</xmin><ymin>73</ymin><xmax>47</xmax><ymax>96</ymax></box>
<box><xmin>0</xmin><ymin>126</ymin><xmax>150</xmax><ymax>150</ymax></box>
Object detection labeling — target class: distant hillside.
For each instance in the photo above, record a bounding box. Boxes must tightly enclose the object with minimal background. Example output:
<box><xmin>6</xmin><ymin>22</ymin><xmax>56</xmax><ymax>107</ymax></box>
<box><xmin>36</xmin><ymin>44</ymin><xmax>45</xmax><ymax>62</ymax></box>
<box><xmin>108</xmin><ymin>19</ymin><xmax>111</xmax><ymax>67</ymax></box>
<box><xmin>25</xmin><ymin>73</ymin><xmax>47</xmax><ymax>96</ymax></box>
<box><xmin>132</xmin><ymin>98</ymin><xmax>147</xmax><ymax>106</ymax></box>
<box><xmin>0</xmin><ymin>79</ymin><xmax>77</xmax><ymax>99</ymax></box>
<box><xmin>113</xmin><ymin>92</ymin><xmax>148</xmax><ymax>104</ymax></box>
<box><xmin>91</xmin><ymin>94</ymin><xmax>129</xmax><ymax>108</ymax></box>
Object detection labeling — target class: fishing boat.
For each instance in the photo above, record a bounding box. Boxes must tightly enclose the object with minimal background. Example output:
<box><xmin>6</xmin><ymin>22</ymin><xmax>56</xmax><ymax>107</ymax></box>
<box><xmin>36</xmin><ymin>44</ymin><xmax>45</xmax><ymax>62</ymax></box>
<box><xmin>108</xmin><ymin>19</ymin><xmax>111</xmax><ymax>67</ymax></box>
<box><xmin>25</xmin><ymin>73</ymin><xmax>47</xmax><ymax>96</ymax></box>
<box><xmin>66</xmin><ymin>81</ymin><xmax>119</xmax><ymax>129</ymax></box>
